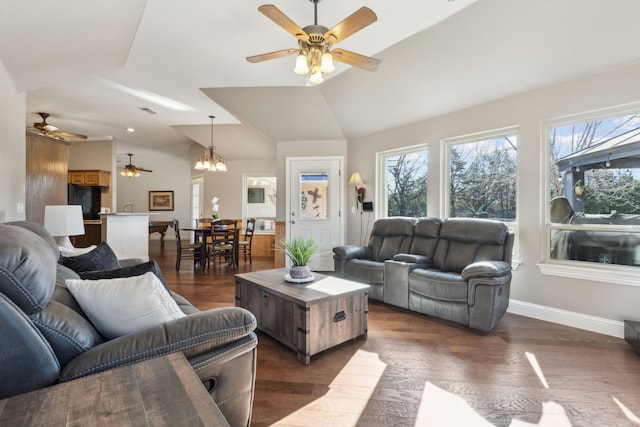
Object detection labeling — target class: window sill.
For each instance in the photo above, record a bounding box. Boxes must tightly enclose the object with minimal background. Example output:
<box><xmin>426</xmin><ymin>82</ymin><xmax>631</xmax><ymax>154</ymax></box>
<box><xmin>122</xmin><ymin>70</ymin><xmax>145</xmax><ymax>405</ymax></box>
<box><xmin>537</xmin><ymin>261</ymin><xmax>639</xmax><ymax>287</ymax></box>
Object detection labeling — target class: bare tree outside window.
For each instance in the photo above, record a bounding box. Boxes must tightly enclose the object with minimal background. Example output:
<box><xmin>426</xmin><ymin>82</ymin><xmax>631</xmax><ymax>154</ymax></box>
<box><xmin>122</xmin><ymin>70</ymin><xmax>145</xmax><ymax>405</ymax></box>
<box><xmin>384</xmin><ymin>149</ymin><xmax>428</xmax><ymax>217</ymax></box>
<box><xmin>448</xmin><ymin>135</ymin><xmax>518</xmax><ymax>221</ymax></box>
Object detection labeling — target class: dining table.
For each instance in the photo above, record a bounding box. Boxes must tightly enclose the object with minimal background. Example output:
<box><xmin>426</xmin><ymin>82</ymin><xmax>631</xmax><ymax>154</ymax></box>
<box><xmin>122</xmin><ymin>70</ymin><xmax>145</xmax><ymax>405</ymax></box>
<box><xmin>181</xmin><ymin>224</ymin><xmax>239</xmax><ymax>270</ymax></box>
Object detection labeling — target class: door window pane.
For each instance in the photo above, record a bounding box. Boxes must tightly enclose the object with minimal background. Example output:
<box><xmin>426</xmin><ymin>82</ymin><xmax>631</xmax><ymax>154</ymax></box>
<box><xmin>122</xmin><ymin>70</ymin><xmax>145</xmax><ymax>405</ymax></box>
<box><xmin>300</xmin><ymin>173</ymin><xmax>328</xmax><ymax>220</ymax></box>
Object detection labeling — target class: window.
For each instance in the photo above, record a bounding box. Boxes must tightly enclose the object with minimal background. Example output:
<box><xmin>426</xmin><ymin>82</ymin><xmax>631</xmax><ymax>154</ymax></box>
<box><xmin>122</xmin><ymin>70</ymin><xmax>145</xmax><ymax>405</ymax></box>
<box><xmin>376</xmin><ymin>144</ymin><xmax>428</xmax><ymax>218</ymax></box>
<box><xmin>544</xmin><ymin>105</ymin><xmax>640</xmax><ymax>274</ymax></box>
<box><xmin>443</xmin><ymin>128</ymin><xmax>518</xmax><ymax>223</ymax></box>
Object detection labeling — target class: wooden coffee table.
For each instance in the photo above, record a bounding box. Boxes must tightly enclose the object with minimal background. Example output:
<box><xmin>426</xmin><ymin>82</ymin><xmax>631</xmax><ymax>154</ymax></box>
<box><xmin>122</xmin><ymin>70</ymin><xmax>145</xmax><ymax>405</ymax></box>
<box><xmin>235</xmin><ymin>268</ymin><xmax>369</xmax><ymax>364</ymax></box>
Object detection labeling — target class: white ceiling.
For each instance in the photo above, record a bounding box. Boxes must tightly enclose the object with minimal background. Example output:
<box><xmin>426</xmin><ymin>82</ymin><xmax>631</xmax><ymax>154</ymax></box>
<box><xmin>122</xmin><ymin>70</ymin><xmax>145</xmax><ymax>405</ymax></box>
<box><xmin>2</xmin><ymin>0</ymin><xmax>640</xmax><ymax>164</ymax></box>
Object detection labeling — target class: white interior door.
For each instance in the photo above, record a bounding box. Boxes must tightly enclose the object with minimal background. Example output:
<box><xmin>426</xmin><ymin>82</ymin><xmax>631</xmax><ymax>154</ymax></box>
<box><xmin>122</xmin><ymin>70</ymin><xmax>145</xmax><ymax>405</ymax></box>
<box><xmin>287</xmin><ymin>157</ymin><xmax>343</xmax><ymax>271</ymax></box>
<box><xmin>191</xmin><ymin>177</ymin><xmax>203</xmax><ymax>228</ymax></box>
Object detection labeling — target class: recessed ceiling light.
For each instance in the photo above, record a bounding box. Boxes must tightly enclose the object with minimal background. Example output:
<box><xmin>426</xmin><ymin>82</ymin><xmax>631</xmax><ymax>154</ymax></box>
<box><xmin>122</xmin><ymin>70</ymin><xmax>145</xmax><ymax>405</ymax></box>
<box><xmin>126</xmin><ymin>127</ymin><xmax>135</xmax><ymax>132</ymax></box>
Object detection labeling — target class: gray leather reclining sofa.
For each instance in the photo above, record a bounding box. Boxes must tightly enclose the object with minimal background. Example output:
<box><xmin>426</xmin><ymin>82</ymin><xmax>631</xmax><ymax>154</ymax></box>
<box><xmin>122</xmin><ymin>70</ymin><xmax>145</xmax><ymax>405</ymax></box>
<box><xmin>333</xmin><ymin>217</ymin><xmax>514</xmax><ymax>332</ymax></box>
<box><xmin>0</xmin><ymin>221</ymin><xmax>257</xmax><ymax>426</ymax></box>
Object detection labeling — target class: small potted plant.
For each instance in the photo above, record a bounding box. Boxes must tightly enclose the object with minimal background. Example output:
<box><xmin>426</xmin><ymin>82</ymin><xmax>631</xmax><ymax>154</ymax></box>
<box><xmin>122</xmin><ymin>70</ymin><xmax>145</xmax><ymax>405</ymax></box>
<box><xmin>278</xmin><ymin>237</ymin><xmax>319</xmax><ymax>279</ymax></box>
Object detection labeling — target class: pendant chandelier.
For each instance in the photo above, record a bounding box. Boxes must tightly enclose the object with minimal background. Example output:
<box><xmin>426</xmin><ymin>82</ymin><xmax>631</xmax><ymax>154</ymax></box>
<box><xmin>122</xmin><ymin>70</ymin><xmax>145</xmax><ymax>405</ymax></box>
<box><xmin>194</xmin><ymin>115</ymin><xmax>227</xmax><ymax>172</ymax></box>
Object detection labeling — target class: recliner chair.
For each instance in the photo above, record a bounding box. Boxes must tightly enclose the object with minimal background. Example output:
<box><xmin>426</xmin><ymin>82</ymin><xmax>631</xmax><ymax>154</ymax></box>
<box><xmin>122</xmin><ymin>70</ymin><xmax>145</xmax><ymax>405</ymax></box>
<box><xmin>0</xmin><ymin>221</ymin><xmax>257</xmax><ymax>427</ymax></box>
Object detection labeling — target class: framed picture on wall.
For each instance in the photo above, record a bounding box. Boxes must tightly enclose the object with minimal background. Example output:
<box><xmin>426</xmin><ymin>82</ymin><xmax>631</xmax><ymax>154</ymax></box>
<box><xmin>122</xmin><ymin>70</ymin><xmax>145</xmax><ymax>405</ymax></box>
<box><xmin>149</xmin><ymin>191</ymin><xmax>174</xmax><ymax>211</ymax></box>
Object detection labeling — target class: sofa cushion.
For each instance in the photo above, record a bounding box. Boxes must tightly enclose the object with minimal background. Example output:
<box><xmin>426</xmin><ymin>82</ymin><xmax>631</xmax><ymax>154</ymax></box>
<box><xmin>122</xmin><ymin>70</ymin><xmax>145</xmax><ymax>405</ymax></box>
<box><xmin>30</xmin><ymin>300</ymin><xmax>104</xmax><ymax>366</ymax></box>
<box><xmin>432</xmin><ymin>219</ymin><xmax>508</xmax><ymax>273</ymax></box>
<box><xmin>5</xmin><ymin>221</ymin><xmax>60</xmax><ymax>260</ymax></box>
<box><xmin>60</xmin><ymin>242</ymin><xmax>121</xmax><ymax>273</ymax></box>
<box><xmin>409</xmin><ymin>217</ymin><xmax>442</xmax><ymax>256</ymax></box>
<box><xmin>344</xmin><ymin>259</ymin><xmax>385</xmax><ymax>284</ymax></box>
<box><xmin>65</xmin><ymin>272</ymin><xmax>186</xmax><ymax>339</ymax></box>
<box><xmin>0</xmin><ymin>224</ymin><xmax>57</xmax><ymax>314</ymax></box>
<box><xmin>368</xmin><ymin>217</ymin><xmax>416</xmax><ymax>262</ymax></box>
<box><xmin>408</xmin><ymin>269</ymin><xmax>468</xmax><ymax>302</ymax></box>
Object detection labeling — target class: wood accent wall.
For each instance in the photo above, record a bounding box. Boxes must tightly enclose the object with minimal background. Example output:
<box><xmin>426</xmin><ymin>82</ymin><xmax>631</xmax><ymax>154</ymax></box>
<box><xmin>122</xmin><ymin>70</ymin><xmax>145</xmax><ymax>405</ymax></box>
<box><xmin>274</xmin><ymin>221</ymin><xmax>286</xmax><ymax>267</ymax></box>
<box><xmin>25</xmin><ymin>133</ymin><xmax>70</xmax><ymax>224</ymax></box>
<box><xmin>251</xmin><ymin>233</ymin><xmax>275</xmax><ymax>258</ymax></box>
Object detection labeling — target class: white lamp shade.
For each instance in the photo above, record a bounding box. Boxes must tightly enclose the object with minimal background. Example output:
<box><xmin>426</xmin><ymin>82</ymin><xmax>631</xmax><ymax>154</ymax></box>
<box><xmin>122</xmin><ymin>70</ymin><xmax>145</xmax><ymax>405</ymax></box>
<box><xmin>294</xmin><ymin>53</ymin><xmax>309</xmax><ymax>75</ymax></box>
<box><xmin>348</xmin><ymin>172</ymin><xmax>364</xmax><ymax>186</ymax></box>
<box><xmin>320</xmin><ymin>52</ymin><xmax>335</xmax><ymax>73</ymax></box>
<box><xmin>44</xmin><ymin>205</ymin><xmax>85</xmax><ymax>237</ymax></box>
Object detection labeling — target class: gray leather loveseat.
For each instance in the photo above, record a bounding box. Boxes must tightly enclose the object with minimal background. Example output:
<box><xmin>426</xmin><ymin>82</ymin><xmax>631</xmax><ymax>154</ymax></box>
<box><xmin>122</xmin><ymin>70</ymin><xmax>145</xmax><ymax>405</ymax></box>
<box><xmin>333</xmin><ymin>217</ymin><xmax>514</xmax><ymax>331</ymax></box>
<box><xmin>0</xmin><ymin>221</ymin><xmax>257</xmax><ymax>426</ymax></box>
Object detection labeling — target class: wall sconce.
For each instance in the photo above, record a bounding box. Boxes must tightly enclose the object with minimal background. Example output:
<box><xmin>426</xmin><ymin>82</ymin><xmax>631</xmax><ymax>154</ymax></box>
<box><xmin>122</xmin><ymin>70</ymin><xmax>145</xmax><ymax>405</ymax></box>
<box><xmin>348</xmin><ymin>172</ymin><xmax>365</xmax><ymax>205</ymax></box>
<box><xmin>44</xmin><ymin>205</ymin><xmax>85</xmax><ymax>251</ymax></box>
<box><xmin>573</xmin><ymin>180</ymin><xmax>585</xmax><ymax>197</ymax></box>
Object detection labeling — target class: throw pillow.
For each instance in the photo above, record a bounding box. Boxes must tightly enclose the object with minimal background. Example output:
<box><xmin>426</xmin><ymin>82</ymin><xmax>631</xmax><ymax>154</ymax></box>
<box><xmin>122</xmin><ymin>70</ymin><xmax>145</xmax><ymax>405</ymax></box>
<box><xmin>78</xmin><ymin>260</ymin><xmax>169</xmax><ymax>290</ymax></box>
<box><xmin>59</xmin><ymin>242</ymin><xmax>120</xmax><ymax>273</ymax></box>
<box><xmin>65</xmin><ymin>272</ymin><xmax>186</xmax><ymax>339</ymax></box>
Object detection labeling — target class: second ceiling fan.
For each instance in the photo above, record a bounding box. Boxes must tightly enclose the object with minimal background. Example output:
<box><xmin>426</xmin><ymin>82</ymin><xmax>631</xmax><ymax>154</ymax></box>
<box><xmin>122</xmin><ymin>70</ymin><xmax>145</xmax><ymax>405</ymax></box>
<box><xmin>247</xmin><ymin>0</ymin><xmax>381</xmax><ymax>84</ymax></box>
<box><xmin>120</xmin><ymin>153</ymin><xmax>152</xmax><ymax>178</ymax></box>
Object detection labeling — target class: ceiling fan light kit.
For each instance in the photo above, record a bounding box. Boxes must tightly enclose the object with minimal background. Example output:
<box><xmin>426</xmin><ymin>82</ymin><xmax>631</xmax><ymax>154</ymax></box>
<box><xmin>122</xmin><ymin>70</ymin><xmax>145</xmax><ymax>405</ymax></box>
<box><xmin>121</xmin><ymin>153</ymin><xmax>152</xmax><ymax>178</ymax></box>
<box><xmin>247</xmin><ymin>0</ymin><xmax>381</xmax><ymax>85</ymax></box>
<box><xmin>194</xmin><ymin>115</ymin><xmax>227</xmax><ymax>172</ymax></box>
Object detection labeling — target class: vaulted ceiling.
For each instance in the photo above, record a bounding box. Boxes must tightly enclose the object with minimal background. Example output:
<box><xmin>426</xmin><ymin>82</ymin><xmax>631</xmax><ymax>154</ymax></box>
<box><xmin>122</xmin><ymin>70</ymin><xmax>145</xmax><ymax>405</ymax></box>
<box><xmin>2</xmin><ymin>0</ymin><xmax>640</xmax><ymax>163</ymax></box>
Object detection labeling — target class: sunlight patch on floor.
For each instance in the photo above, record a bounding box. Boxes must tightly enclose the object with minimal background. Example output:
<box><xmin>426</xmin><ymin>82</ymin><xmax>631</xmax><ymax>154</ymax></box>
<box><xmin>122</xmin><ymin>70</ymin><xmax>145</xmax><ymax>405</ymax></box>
<box><xmin>415</xmin><ymin>383</ymin><xmax>572</xmax><ymax>427</ymax></box>
<box><xmin>525</xmin><ymin>351</ymin><xmax>549</xmax><ymax>389</ymax></box>
<box><xmin>612</xmin><ymin>396</ymin><xmax>640</xmax><ymax>424</ymax></box>
<box><xmin>510</xmin><ymin>402</ymin><xmax>572</xmax><ymax>427</ymax></box>
<box><xmin>415</xmin><ymin>382</ymin><xmax>495</xmax><ymax>426</ymax></box>
<box><xmin>272</xmin><ymin>350</ymin><xmax>387</xmax><ymax>426</ymax></box>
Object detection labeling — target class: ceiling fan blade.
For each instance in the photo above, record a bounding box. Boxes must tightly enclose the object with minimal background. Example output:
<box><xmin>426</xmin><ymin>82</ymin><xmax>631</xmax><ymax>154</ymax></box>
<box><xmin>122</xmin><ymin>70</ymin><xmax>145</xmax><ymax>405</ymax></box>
<box><xmin>134</xmin><ymin>166</ymin><xmax>153</xmax><ymax>172</ymax></box>
<box><xmin>331</xmin><ymin>48</ymin><xmax>381</xmax><ymax>71</ymax></box>
<box><xmin>258</xmin><ymin>5</ymin><xmax>309</xmax><ymax>43</ymax></box>
<box><xmin>324</xmin><ymin>7</ymin><xmax>377</xmax><ymax>44</ymax></box>
<box><xmin>246</xmin><ymin>49</ymin><xmax>298</xmax><ymax>63</ymax></box>
<box><xmin>56</xmin><ymin>130</ymin><xmax>88</xmax><ymax>140</ymax></box>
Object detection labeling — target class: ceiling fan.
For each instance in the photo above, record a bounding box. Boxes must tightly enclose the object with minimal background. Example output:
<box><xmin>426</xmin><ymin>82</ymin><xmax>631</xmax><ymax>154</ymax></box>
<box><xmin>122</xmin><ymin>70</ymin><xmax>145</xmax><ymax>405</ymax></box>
<box><xmin>120</xmin><ymin>153</ymin><xmax>152</xmax><ymax>178</ymax></box>
<box><xmin>29</xmin><ymin>112</ymin><xmax>87</xmax><ymax>140</ymax></box>
<box><xmin>246</xmin><ymin>0</ymin><xmax>381</xmax><ymax>84</ymax></box>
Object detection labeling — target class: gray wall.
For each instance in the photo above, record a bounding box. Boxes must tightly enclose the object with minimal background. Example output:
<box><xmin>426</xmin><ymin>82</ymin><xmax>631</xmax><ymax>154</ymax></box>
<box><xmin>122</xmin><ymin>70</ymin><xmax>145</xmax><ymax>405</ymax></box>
<box><xmin>347</xmin><ymin>61</ymin><xmax>640</xmax><ymax>334</ymax></box>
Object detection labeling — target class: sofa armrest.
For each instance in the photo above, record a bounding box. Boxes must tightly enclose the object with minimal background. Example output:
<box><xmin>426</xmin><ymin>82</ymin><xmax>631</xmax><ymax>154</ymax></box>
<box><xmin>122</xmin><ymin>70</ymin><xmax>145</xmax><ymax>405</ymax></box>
<box><xmin>332</xmin><ymin>245</ymin><xmax>369</xmax><ymax>261</ymax></box>
<box><xmin>60</xmin><ymin>306</ymin><xmax>257</xmax><ymax>382</ymax></box>
<box><xmin>392</xmin><ymin>253</ymin><xmax>432</xmax><ymax>267</ymax></box>
<box><xmin>461</xmin><ymin>261</ymin><xmax>511</xmax><ymax>281</ymax></box>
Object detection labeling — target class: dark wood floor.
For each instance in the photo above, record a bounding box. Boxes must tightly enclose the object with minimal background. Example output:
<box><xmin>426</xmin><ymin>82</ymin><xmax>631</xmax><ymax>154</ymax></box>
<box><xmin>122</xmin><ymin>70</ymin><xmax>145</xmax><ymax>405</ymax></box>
<box><xmin>152</xmin><ymin>240</ymin><xmax>640</xmax><ymax>427</ymax></box>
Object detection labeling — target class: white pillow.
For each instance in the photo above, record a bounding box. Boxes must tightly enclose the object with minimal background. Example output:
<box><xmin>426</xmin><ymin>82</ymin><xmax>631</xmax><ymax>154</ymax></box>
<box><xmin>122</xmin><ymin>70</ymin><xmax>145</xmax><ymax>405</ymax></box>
<box><xmin>65</xmin><ymin>272</ymin><xmax>186</xmax><ymax>339</ymax></box>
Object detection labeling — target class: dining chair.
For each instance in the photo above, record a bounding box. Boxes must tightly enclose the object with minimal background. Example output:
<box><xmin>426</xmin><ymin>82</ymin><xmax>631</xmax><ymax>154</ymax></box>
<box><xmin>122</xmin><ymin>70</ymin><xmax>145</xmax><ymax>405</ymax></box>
<box><xmin>208</xmin><ymin>219</ymin><xmax>238</xmax><ymax>270</ymax></box>
<box><xmin>172</xmin><ymin>219</ymin><xmax>203</xmax><ymax>271</ymax></box>
<box><xmin>238</xmin><ymin>218</ymin><xmax>256</xmax><ymax>264</ymax></box>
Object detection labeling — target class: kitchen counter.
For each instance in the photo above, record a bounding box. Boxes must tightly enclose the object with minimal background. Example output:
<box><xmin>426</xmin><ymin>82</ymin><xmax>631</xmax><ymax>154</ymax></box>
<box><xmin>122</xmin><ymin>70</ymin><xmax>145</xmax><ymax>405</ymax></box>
<box><xmin>100</xmin><ymin>214</ymin><xmax>153</xmax><ymax>260</ymax></box>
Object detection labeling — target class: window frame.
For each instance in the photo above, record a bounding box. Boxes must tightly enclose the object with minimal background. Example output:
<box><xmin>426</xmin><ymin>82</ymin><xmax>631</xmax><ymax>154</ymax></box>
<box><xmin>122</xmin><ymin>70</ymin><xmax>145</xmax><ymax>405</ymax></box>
<box><xmin>539</xmin><ymin>102</ymin><xmax>640</xmax><ymax>286</ymax></box>
<box><xmin>440</xmin><ymin>126</ymin><xmax>521</xmax><ymax>266</ymax></box>
<box><xmin>375</xmin><ymin>143</ymin><xmax>429</xmax><ymax>219</ymax></box>
<box><xmin>440</xmin><ymin>126</ymin><xmax>520</xmax><ymax>221</ymax></box>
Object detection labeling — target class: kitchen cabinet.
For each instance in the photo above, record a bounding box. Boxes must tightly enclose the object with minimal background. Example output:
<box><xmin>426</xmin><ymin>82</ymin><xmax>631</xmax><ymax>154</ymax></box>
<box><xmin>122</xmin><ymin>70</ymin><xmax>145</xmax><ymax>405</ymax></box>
<box><xmin>68</xmin><ymin>170</ymin><xmax>110</xmax><ymax>187</ymax></box>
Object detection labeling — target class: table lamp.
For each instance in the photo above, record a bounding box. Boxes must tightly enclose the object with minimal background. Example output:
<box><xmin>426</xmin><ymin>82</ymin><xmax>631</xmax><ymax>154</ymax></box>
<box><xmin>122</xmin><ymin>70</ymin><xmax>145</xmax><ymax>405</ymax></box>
<box><xmin>44</xmin><ymin>205</ymin><xmax>85</xmax><ymax>251</ymax></box>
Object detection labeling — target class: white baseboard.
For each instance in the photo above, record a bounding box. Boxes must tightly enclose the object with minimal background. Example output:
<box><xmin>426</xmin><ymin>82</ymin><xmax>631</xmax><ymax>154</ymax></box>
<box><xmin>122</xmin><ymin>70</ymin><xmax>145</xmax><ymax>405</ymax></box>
<box><xmin>507</xmin><ymin>299</ymin><xmax>624</xmax><ymax>338</ymax></box>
